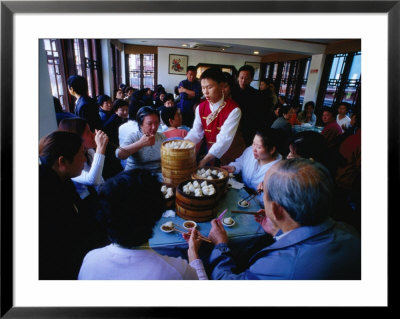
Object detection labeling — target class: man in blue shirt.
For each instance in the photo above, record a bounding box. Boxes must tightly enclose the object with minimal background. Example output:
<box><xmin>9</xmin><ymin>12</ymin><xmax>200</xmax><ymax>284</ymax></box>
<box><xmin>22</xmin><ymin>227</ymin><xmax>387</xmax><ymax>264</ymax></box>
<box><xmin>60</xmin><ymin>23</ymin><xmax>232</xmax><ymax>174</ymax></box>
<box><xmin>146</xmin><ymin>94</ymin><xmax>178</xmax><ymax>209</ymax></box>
<box><xmin>177</xmin><ymin>65</ymin><xmax>202</xmax><ymax>128</ymax></box>
<box><xmin>194</xmin><ymin>158</ymin><xmax>361</xmax><ymax>280</ymax></box>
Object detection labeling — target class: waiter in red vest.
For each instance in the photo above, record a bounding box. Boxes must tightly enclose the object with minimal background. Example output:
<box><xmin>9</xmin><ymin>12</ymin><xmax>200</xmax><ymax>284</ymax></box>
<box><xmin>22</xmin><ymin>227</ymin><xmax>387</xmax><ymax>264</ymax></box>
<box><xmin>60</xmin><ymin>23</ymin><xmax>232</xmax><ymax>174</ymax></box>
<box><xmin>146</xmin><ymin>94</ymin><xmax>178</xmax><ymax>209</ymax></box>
<box><xmin>185</xmin><ymin>67</ymin><xmax>245</xmax><ymax>168</ymax></box>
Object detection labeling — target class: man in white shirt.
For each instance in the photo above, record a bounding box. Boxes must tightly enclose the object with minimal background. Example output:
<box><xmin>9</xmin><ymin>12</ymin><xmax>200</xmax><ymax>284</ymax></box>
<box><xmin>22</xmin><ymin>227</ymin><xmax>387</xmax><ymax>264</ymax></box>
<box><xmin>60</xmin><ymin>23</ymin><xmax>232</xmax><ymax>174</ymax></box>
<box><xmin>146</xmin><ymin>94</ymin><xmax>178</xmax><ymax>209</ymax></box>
<box><xmin>185</xmin><ymin>67</ymin><xmax>243</xmax><ymax>168</ymax></box>
<box><xmin>336</xmin><ymin>102</ymin><xmax>351</xmax><ymax>130</ymax></box>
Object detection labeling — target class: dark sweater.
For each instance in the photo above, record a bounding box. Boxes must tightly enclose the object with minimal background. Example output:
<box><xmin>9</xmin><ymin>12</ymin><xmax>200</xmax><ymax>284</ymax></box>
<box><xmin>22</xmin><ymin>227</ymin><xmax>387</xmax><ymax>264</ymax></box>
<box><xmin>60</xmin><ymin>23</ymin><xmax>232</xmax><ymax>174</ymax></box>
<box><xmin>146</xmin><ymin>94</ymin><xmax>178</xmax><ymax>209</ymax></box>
<box><xmin>39</xmin><ymin>165</ymin><xmax>107</xmax><ymax>279</ymax></box>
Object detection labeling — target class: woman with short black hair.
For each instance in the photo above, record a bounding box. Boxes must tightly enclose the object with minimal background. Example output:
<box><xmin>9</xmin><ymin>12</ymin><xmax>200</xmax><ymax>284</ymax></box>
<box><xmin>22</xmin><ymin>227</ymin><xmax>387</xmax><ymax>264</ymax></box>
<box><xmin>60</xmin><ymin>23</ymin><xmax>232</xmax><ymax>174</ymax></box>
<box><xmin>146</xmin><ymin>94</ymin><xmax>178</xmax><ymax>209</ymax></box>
<box><xmin>116</xmin><ymin>106</ymin><xmax>165</xmax><ymax>175</ymax></box>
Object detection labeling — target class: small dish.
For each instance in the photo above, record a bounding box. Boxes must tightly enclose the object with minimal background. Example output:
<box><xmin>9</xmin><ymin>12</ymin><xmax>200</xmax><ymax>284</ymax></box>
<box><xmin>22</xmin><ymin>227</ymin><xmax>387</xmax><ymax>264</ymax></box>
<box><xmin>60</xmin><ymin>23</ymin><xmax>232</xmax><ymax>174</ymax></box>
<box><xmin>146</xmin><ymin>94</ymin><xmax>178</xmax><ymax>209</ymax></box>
<box><xmin>183</xmin><ymin>220</ymin><xmax>197</xmax><ymax>230</ymax></box>
<box><xmin>222</xmin><ymin>217</ymin><xmax>236</xmax><ymax>227</ymax></box>
<box><xmin>237</xmin><ymin>200</ymin><xmax>250</xmax><ymax>208</ymax></box>
<box><xmin>160</xmin><ymin>222</ymin><xmax>174</xmax><ymax>233</ymax></box>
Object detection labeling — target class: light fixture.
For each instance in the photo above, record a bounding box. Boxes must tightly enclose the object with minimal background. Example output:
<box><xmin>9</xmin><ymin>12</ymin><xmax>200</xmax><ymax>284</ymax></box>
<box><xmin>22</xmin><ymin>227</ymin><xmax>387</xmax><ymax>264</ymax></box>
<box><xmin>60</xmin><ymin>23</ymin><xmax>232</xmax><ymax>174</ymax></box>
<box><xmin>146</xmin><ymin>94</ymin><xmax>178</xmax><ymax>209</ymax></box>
<box><xmin>182</xmin><ymin>43</ymin><xmax>188</xmax><ymax>47</ymax></box>
<box><xmin>254</xmin><ymin>51</ymin><xmax>260</xmax><ymax>55</ymax></box>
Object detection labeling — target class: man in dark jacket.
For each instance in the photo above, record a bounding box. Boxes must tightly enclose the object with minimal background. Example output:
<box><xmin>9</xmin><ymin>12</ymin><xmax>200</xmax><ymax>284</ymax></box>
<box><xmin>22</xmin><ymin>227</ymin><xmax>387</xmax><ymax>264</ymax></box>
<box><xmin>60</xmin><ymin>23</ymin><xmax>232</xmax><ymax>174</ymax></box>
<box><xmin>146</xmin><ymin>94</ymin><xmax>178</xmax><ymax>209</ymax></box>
<box><xmin>233</xmin><ymin>65</ymin><xmax>274</xmax><ymax>146</ymax></box>
<box><xmin>67</xmin><ymin>75</ymin><xmax>102</xmax><ymax>132</ymax></box>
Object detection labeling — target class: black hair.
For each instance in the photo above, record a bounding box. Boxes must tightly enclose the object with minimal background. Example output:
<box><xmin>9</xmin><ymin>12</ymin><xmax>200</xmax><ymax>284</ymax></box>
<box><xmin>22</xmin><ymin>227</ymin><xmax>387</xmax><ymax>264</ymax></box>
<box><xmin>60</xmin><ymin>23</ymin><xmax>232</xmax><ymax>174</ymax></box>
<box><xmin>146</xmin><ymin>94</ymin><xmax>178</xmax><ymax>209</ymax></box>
<box><xmin>238</xmin><ymin>65</ymin><xmax>255</xmax><ymax>79</ymax></box>
<box><xmin>160</xmin><ymin>106</ymin><xmax>179</xmax><ymax>127</ymax></box>
<box><xmin>174</xmin><ymin>86</ymin><xmax>179</xmax><ymax>95</ymax></box>
<box><xmin>136</xmin><ymin>106</ymin><xmax>160</xmax><ymax>127</ymax></box>
<box><xmin>96</xmin><ymin>169</ymin><xmax>165</xmax><ymax>247</ymax></box>
<box><xmin>200</xmin><ymin>67</ymin><xmax>225</xmax><ymax>83</ymax></box>
<box><xmin>39</xmin><ymin>131</ymin><xmax>82</xmax><ymax>167</ymax></box>
<box><xmin>260</xmin><ymin>78</ymin><xmax>273</xmax><ymax>86</ymax></box>
<box><xmin>67</xmin><ymin>75</ymin><xmax>88</xmax><ymax>96</ymax></box>
<box><xmin>290</xmin><ymin>131</ymin><xmax>328</xmax><ymax>163</ymax></box>
<box><xmin>124</xmin><ymin>86</ymin><xmax>134</xmax><ymax>94</ymax></box>
<box><xmin>187</xmin><ymin>65</ymin><xmax>197</xmax><ymax>73</ymax></box>
<box><xmin>164</xmin><ymin>93</ymin><xmax>174</xmax><ymax>103</ymax></box>
<box><xmin>304</xmin><ymin>101</ymin><xmax>315</xmax><ymax>110</ymax></box>
<box><xmin>97</xmin><ymin>94</ymin><xmax>111</xmax><ymax>107</ymax></box>
<box><xmin>58</xmin><ymin>117</ymin><xmax>88</xmax><ymax>137</ymax></box>
<box><xmin>322</xmin><ymin>107</ymin><xmax>336</xmax><ymax>117</ymax></box>
<box><xmin>255</xmin><ymin>127</ymin><xmax>283</xmax><ymax>155</ymax></box>
<box><xmin>337</xmin><ymin>101</ymin><xmax>351</xmax><ymax>111</ymax></box>
<box><xmin>112</xmin><ymin>99</ymin><xmax>129</xmax><ymax>112</ymax></box>
<box><xmin>222</xmin><ymin>72</ymin><xmax>238</xmax><ymax>91</ymax></box>
<box><xmin>279</xmin><ymin>104</ymin><xmax>291</xmax><ymax>117</ymax></box>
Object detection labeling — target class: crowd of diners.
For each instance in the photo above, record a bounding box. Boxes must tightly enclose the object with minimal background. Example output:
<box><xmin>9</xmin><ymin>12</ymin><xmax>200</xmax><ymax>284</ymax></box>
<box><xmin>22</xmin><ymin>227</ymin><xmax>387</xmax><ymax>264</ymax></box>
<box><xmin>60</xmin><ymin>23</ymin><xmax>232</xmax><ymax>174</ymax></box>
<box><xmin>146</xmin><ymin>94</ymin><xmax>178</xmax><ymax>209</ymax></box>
<box><xmin>40</xmin><ymin>64</ymin><xmax>361</xmax><ymax>280</ymax></box>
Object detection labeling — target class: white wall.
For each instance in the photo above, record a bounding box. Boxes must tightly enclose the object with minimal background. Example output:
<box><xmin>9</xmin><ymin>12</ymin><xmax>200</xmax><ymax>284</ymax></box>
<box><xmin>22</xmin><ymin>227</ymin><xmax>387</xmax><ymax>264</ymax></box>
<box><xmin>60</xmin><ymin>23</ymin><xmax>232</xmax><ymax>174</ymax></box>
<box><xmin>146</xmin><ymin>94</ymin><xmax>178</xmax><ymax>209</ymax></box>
<box><xmin>157</xmin><ymin>47</ymin><xmax>261</xmax><ymax>93</ymax></box>
<box><xmin>302</xmin><ymin>54</ymin><xmax>326</xmax><ymax>110</ymax></box>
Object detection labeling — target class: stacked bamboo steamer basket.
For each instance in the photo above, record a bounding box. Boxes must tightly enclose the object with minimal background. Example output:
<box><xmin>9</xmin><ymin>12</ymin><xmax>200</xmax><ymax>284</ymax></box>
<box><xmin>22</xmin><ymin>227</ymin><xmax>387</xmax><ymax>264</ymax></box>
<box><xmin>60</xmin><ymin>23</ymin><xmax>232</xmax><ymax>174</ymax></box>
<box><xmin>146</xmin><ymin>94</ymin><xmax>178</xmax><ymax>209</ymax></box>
<box><xmin>160</xmin><ymin>139</ymin><xmax>196</xmax><ymax>187</ymax></box>
<box><xmin>175</xmin><ymin>179</ymin><xmax>219</xmax><ymax>222</ymax></box>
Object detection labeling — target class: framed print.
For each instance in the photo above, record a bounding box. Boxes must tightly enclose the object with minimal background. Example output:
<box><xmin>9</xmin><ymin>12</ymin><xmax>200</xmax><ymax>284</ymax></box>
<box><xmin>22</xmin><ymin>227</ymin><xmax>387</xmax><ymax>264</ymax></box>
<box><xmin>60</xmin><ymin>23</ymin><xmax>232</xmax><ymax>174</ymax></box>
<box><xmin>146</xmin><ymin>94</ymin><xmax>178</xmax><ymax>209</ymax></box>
<box><xmin>168</xmin><ymin>54</ymin><xmax>188</xmax><ymax>75</ymax></box>
<box><xmin>245</xmin><ymin>61</ymin><xmax>261</xmax><ymax>81</ymax></box>
<box><xmin>2</xmin><ymin>0</ymin><xmax>397</xmax><ymax>317</ymax></box>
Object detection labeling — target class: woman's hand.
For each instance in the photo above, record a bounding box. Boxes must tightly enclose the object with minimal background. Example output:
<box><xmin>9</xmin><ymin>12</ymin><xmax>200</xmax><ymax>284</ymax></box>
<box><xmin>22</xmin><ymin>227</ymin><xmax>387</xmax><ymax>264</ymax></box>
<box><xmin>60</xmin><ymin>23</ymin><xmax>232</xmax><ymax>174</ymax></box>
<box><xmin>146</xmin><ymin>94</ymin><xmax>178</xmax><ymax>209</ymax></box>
<box><xmin>139</xmin><ymin>133</ymin><xmax>155</xmax><ymax>147</ymax></box>
<box><xmin>94</xmin><ymin>130</ymin><xmax>109</xmax><ymax>155</ymax></box>
<box><xmin>220</xmin><ymin>165</ymin><xmax>235</xmax><ymax>174</ymax></box>
<box><xmin>208</xmin><ymin>219</ymin><xmax>228</xmax><ymax>245</ymax></box>
<box><xmin>254</xmin><ymin>210</ymin><xmax>279</xmax><ymax>236</ymax></box>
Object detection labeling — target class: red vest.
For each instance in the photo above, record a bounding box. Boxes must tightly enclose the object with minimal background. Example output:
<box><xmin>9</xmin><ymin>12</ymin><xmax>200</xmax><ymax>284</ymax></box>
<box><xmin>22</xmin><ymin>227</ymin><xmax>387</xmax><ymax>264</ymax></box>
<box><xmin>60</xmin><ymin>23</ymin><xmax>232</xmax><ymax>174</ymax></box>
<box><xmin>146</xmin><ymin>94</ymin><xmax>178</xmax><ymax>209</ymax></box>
<box><xmin>199</xmin><ymin>98</ymin><xmax>246</xmax><ymax>165</ymax></box>
<box><xmin>199</xmin><ymin>98</ymin><xmax>238</xmax><ymax>148</ymax></box>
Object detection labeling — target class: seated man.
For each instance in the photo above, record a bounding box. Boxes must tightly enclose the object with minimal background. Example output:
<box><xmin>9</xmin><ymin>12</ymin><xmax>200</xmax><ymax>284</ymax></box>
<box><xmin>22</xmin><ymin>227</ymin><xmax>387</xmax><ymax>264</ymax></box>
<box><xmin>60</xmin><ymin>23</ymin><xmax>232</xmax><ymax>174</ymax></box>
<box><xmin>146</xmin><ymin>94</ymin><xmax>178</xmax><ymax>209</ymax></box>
<box><xmin>321</xmin><ymin>107</ymin><xmax>343</xmax><ymax>149</ymax></box>
<box><xmin>198</xmin><ymin>158</ymin><xmax>361</xmax><ymax>280</ymax></box>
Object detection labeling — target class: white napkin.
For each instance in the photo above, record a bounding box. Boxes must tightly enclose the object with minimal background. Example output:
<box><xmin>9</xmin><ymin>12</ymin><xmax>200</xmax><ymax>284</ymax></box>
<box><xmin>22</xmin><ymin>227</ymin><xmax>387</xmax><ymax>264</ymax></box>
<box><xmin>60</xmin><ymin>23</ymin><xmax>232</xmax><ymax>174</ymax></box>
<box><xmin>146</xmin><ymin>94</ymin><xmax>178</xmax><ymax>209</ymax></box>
<box><xmin>162</xmin><ymin>209</ymin><xmax>176</xmax><ymax>218</ymax></box>
<box><xmin>228</xmin><ymin>178</ymin><xmax>244</xmax><ymax>190</ymax></box>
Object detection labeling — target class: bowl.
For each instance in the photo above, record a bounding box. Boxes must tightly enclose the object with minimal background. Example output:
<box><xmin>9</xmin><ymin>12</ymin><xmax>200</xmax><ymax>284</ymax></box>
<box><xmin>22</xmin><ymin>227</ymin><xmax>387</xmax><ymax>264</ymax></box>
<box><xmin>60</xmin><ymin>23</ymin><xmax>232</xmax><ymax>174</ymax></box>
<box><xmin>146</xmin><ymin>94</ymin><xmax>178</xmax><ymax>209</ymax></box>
<box><xmin>160</xmin><ymin>222</ymin><xmax>174</xmax><ymax>233</ymax></box>
<box><xmin>183</xmin><ymin>220</ymin><xmax>197</xmax><ymax>230</ymax></box>
<box><xmin>238</xmin><ymin>199</ymin><xmax>250</xmax><ymax>208</ymax></box>
<box><xmin>222</xmin><ymin>217</ymin><xmax>236</xmax><ymax>227</ymax></box>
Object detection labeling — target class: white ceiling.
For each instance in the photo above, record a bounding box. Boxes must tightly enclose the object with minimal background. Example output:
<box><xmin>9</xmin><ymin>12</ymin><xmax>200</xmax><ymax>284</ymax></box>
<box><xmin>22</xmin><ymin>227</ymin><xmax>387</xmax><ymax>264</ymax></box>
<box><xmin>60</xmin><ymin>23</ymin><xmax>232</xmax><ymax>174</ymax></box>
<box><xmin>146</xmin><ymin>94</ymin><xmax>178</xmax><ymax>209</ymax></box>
<box><xmin>119</xmin><ymin>38</ymin><xmax>342</xmax><ymax>56</ymax></box>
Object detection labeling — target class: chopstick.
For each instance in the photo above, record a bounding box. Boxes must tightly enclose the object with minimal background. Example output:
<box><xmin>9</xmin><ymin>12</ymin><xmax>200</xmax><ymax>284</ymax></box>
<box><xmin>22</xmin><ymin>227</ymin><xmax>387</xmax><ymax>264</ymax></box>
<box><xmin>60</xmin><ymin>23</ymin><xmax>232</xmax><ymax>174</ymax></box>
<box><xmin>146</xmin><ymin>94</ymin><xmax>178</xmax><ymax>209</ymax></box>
<box><xmin>216</xmin><ymin>209</ymin><xmax>228</xmax><ymax>221</ymax></box>
<box><xmin>172</xmin><ymin>223</ymin><xmax>212</xmax><ymax>243</ymax></box>
<box><xmin>231</xmin><ymin>210</ymin><xmax>265</xmax><ymax>216</ymax></box>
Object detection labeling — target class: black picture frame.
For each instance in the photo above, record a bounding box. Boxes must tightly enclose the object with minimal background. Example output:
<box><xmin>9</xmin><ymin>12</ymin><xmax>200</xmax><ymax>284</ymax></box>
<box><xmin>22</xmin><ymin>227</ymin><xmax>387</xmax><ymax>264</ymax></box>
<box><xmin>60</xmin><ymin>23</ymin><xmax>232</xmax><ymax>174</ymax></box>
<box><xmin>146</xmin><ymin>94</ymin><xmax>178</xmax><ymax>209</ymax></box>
<box><xmin>1</xmin><ymin>1</ymin><xmax>396</xmax><ymax>317</ymax></box>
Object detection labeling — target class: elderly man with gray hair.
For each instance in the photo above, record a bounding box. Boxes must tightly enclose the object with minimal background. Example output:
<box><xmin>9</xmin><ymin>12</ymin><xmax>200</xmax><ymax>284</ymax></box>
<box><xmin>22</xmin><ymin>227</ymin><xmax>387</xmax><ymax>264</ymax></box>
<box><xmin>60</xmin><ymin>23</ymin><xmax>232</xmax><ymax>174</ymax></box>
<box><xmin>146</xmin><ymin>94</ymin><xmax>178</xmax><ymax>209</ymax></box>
<box><xmin>202</xmin><ymin>158</ymin><xmax>361</xmax><ymax>280</ymax></box>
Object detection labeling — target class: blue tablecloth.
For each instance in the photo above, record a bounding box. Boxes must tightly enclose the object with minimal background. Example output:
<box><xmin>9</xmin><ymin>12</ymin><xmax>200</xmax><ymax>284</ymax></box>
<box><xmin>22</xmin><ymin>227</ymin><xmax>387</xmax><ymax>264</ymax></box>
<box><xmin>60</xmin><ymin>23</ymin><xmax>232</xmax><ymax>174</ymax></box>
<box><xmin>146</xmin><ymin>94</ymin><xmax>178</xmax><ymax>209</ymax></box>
<box><xmin>149</xmin><ymin>187</ymin><xmax>266</xmax><ymax>261</ymax></box>
<box><xmin>292</xmin><ymin>125</ymin><xmax>323</xmax><ymax>134</ymax></box>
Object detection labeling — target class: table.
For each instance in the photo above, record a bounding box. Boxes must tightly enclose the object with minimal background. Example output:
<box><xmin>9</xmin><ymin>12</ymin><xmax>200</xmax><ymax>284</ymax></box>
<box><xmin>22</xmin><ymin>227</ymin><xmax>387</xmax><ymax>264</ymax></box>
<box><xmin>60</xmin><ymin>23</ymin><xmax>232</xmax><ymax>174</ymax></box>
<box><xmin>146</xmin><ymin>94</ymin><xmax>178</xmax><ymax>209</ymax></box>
<box><xmin>149</xmin><ymin>186</ymin><xmax>268</xmax><ymax>272</ymax></box>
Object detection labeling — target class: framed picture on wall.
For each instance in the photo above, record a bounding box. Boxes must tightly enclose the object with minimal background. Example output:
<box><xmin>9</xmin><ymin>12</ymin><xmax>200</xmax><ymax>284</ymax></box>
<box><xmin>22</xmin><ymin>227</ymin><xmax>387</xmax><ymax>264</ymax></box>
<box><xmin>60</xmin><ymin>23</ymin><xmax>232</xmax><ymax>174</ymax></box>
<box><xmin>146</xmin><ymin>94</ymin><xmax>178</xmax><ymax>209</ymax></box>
<box><xmin>245</xmin><ymin>61</ymin><xmax>261</xmax><ymax>81</ymax></box>
<box><xmin>168</xmin><ymin>54</ymin><xmax>188</xmax><ymax>75</ymax></box>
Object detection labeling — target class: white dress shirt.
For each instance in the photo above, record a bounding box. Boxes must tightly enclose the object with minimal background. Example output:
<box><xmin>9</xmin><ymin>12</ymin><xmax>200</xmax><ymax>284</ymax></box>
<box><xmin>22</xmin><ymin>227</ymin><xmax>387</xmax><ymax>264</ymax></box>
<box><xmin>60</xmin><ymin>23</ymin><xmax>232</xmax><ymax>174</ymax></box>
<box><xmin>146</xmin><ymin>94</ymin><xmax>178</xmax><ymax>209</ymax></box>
<box><xmin>185</xmin><ymin>97</ymin><xmax>241</xmax><ymax>159</ymax></box>
<box><xmin>336</xmin><ymin>114</ymin><xmax>351</xmax><ymax>130</ymax></box>
<box><xmin>118</xmin><ymin>120</ymin><xmax>139</xmax><ymax>145</ymax></box>
<box><xmin>78</xmin><ymin>244</ymin><xmax>207</xmax><ymax>280</ymax></box>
